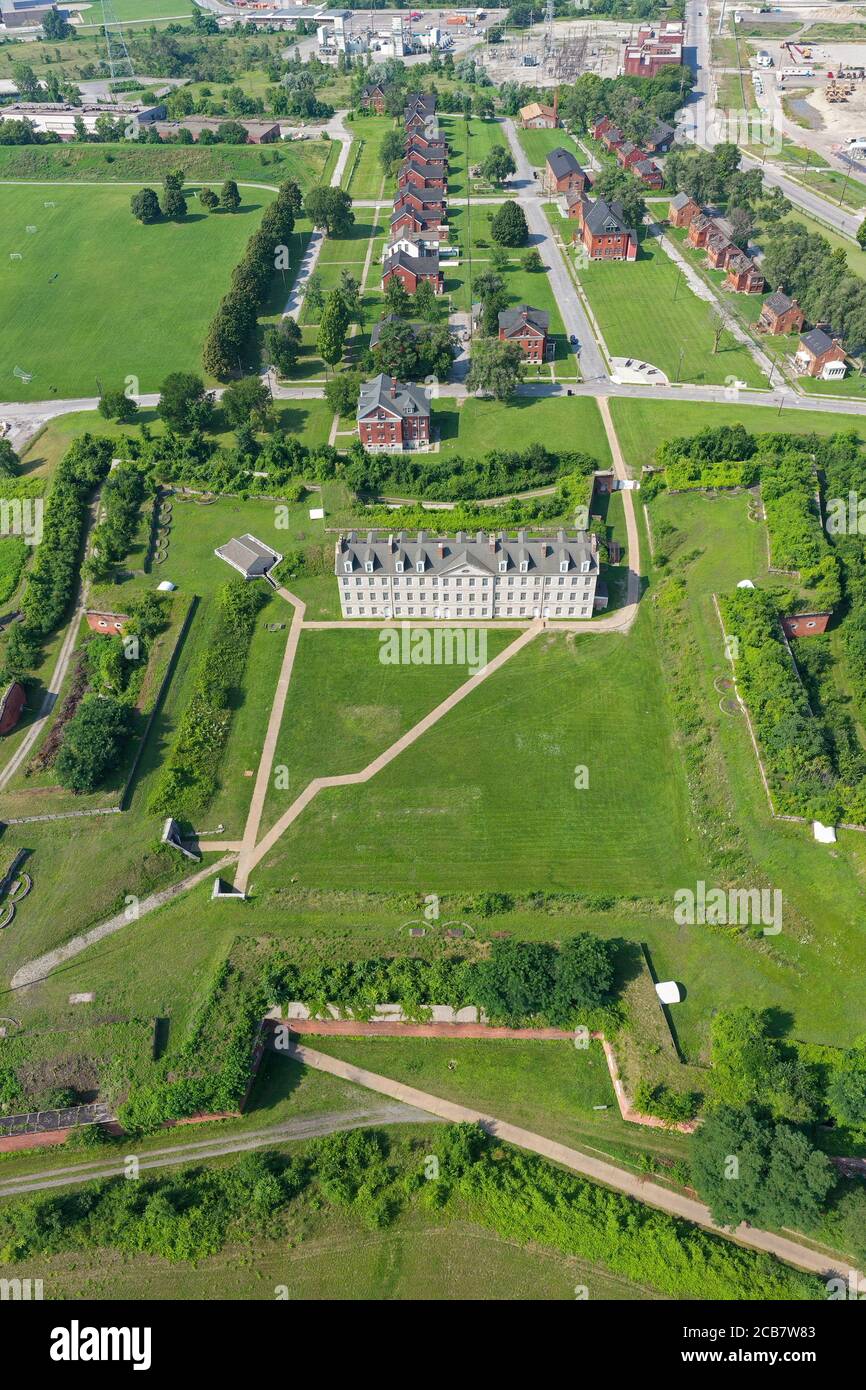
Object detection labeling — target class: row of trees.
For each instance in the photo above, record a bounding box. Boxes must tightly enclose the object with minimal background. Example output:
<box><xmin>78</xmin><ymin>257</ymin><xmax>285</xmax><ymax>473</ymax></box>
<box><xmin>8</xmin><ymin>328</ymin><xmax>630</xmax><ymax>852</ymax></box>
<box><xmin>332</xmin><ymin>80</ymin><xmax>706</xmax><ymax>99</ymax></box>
<box><xmin>131</xmin><ymin>172</ymin><xmax>240</xmax><ymax>223</ymax></box>
<box><xmin>202</xmin><ymin>178</ymin><xmax>301</xmax><ymax>378</ymax></box>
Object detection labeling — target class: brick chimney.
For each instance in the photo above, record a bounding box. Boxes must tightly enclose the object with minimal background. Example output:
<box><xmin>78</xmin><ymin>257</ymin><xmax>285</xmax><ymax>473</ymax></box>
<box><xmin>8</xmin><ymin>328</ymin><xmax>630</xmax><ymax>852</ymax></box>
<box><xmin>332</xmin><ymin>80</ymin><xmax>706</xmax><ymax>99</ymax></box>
<box><xmin>391</xmin><ymin>377</ymin><xmax>398</xmax><ymax>398</ymax></box>
<box><xmin>553</xmin><ymin>88</ymin><xmax>559</xmax><ymax>124</ymax></box>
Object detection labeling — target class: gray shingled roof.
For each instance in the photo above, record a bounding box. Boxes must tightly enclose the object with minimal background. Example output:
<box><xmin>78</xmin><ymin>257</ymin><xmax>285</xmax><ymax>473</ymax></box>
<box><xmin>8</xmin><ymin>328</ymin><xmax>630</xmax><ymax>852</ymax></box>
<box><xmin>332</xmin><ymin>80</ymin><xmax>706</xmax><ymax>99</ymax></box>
<box><xmin>498</xmin><ymin>304</ymin><xmax>549</xmax><ymax>337</ymax></box>
<box><xmin>336</xmin><ymin>528</ymin><xmax>597</xmax><ymax>578</ymax></box>
<box><xmin>401</xmin><ymin>159</ymin><xmax>446</xmax><ymax>179</ymax></box>
<box><xmin>763</xmin><ymin>290</ymin><xmax>794</xmax><ymax>315</ymax></box>
<box><xmin>357</xmin><ymin>374</ymin><xmax>429</xmax><ymax>422</ymax></box>
<box><xmin>670</xmin><ymin>191</ymin><xmax>692</xmax><ymax>209</ymax></box>
<box><xmin>800</xmin><ymin>328</ymin><xmax>836</xmax><ymax>356</ymax></box>
<box><xmin>583</xmin><ymin>197</ymin><xmax>635</xmax><ymax>238</ymax></box>
<box><xmin>546</xmin><ymin>146</ymin><xmax>583</xmax><ymax>179</ymax></box>
<box><xmin>645</xmin><ymin>119</ymin><xmax>675</xmax><ymax>147</ymax></box>
<box><xmin>215</xmin><ymin>534</ymin><xmax>281</xmax><ymax>577</ymax></box>
<box><xmin>634</xmin><ymin>158</ymin><xmax>661</xmax><ymax>175</ymax></box>
<box><xmin>383</xmin><ymin>248</ymin><xmax>440</xmax><ymax>278</ymax></box>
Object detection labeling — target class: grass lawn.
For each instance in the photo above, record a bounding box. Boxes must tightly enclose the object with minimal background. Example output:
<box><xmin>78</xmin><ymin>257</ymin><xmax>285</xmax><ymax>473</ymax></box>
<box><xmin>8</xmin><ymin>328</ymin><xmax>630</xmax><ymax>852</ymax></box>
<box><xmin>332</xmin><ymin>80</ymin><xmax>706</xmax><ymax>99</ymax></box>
<box><xmin>438</xmin><ymin>115</ymin><xmax>509</xmax><ymax>196</ymax></box>
<box><xmin>342</xmin><ymin>115</ymin><xmax>395</xmax><ymax>200</ymax></box>
<box><xmin>78</xmin><ymin>0</ymin><xmax>190</xmax><ymax>18</ymax></box>
<box><xmin>577</xmin><ymin>236</ymin><xmax>765</xmax><ymax>388</ymax></box>
<box><xmin>0</xmin><ymin>184</ymin><xmax>272</xmax><ymax>400</ymax></box>
<box><xmin>516</xmin><ymin>125</ymin><xmax>586</xmax><ymax>174</ymax></box>
<box><xmin>297</xmin><ymin>1035</ymin><xmax>689</xmax><ymax>1163</ymax></box>
<box><xmin>0</xmin><ymin>139</ymin><xmax>327</xmax><ymax>187</ymax></box>
<box><xmin>253</xmin><ymin>612</ymin><xmax>702</xmax><ymax>898</ymax></box>
<box><xmin>258</xmin><ymin>627</ymin><xmax>515</xmax><ymax>837</ymax></box>
<box><xmin>609</xmin><ymin>397</ymin><xmax>866</xmax><ymax>472</ymax></box>
<box><xmin>431</xmin><ymin>395</ymin><xmax>612</xmax><ymax>465</ymax></box>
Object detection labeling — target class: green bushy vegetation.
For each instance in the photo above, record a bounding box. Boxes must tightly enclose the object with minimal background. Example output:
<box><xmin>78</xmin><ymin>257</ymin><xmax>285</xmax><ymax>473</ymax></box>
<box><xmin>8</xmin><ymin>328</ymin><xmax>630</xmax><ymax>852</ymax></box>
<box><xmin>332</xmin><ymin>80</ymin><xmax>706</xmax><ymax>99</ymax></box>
<box><xmin>148</xmin><ymin>578</ymin><xmax>267</xmax><ymax>818</ymax></box>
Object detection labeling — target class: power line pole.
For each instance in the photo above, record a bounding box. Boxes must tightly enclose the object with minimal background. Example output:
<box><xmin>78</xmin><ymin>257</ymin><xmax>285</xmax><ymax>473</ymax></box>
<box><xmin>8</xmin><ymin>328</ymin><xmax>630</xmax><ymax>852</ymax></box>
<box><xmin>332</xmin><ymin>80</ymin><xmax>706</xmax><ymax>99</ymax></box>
<box><xmin>100</xmin><ymin>0</ymin><xmax>134</xmax><ymax>82</ymax></box>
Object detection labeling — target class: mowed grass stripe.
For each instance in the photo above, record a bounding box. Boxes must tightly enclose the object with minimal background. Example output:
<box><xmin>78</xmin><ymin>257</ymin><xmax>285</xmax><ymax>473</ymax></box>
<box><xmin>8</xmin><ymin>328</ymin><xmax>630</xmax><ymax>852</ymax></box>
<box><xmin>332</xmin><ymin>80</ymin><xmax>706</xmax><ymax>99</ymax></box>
<box><xmin>0</xmin><ymin>183</ymin><xmax>272</xmax><ymax>400</ymax></box>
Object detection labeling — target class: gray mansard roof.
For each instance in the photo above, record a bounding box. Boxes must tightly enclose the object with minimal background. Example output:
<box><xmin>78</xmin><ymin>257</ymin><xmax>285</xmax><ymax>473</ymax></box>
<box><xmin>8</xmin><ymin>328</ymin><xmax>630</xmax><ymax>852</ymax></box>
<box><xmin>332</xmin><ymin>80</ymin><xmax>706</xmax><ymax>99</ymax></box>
<box><xmin>335</xmin><ymin>529</ymin><xmax>598</xmax><ymax>577</ymax></box>
<box><xmin>546</xmin><ymin>146</ymin><xmax>583</xmax><ymax>179</ymax></box>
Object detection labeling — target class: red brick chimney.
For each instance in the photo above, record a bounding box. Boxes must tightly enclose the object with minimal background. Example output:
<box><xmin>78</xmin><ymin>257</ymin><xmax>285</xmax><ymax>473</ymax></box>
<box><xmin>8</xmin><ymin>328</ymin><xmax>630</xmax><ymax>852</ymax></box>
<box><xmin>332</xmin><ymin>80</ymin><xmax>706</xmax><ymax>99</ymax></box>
<box><xmin>390</xmin><ymin>378</ymin><xmax>398</xmax><ymax>398</ymax></box>
<box><xmin>553</xmin><ymin>89</ymin><xmax>559</xmax><ymax>124</ymax></box>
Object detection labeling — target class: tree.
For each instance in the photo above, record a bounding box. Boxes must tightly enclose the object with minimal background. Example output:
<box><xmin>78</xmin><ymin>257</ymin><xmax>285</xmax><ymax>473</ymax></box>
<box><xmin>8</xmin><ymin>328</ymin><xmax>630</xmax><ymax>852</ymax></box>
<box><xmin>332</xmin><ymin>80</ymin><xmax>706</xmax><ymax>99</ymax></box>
<box><xmin>157</xmin><ymin>372</ymin><xmax>213</xmax><ymax>433</ymax></box>
<box><xmin>318</xmin><ymin>292</ymin><xmax>348</xmax><ymax>371</ymax></box>
<box><xmin>130</xmin><ymin>188</ymin><xmax>160</xmax><ymax>224</ymax></box>
<box><xmin>42</xmin><ymin>8</ymin><xmax>72</xmax><ymax>40</ymax></box>
<box><xmin>858</xmin><ymin>217</ymin><xmax>866</xmax><ymax>253</ymax></box>
<box><xmin>475</xmin><ymin>940</ymin><xmax>557</xmax><ymax>1023</ymax></box>
<box><xmin>222</xmin><ymin>376</ymin><xmax>271</xmax><ymax>428</ymax></box>
<box><xmin>596</xmin><ymin>164</ymin><xmax>646</xmax><ymax>224</ymax></box>
<box><xmin>0</xmin><ymin>439</ymin><xmax>19</xmax><ymax>478</ymax></box>
<box><xmin>304</xmin><ymin>272</ymin><xmax>324</xmax><ymax>318</ymax></box>
<box><xmin>379</xmin><ymin>128</ymin><xmax>404</xmax><ymax>173</ymax></box>
<box><xmin>304</xmin><ymin>186</ymin><xmax>354</xmax><ymax>238</ymax></box>
<box><xmin>373</xmin><ymin>318</ymin><xmax>421</xmax><ymax>378</ymax></box>
<box><xmin>480</xmin><ymin>145</ymin><xmax>516</xmax><ymax>186</ymax></box>
<box><xmin>491</xmin><ymin>200</ymin><xmax>528</xmax><ymax>247</ymax></box>
<box><xmin>548</xmin><ymin>933</ymin><xmax>615</xmax><ymax>1024</ymax></box>
<box><xmin>98</xmin><ymin>389</ymin><xmax>138</xmax><ymax>424</ymax></box>
<box><xmin>55</xmin><ymin>696</ymin><xmax>130</xmax><ymax>794</ymax></box>
<box><xmin>198</xmin><ymin>186</ymin><xmax>219</xmax><ymax>211</ymax></box>
<box><xmin>265</xmin><ymin>317</ymin><xmax>302</xmax><ymax>377</ymax></box>
<box><xmin>324</xmin><ymin>370</ymin><xmax>363</xmax><ymax>417</ymax></box>
<box><xmin>691</xmin><ymin>1105</ymin><xmax>835</xmax><ymax>1231</ymax></box>
<box><xmin>220</xmin><ymin>179</ymin><xmax>242</xmax><ymax>212</ymax></box>
<box><xmin>467</xmin><ymin>337</ymin><xmax>524</xmax><ymax>401</ymax></box>
<box><xmin>523</xmin><ymin>248</ymin><xmax>543</xmax><ymax>271</ymax></box>
<box><xmin>338</xmin><ymin>269</ymin><xmax>361</xmax><ymax>324</ymax></box>
<box><xmin>383</xmin><ymin>274</ymin><xmax>411</xmax><ymax>316</ymax></box>
<box><xmin>728</xmin><ymin>204</ymin><xmax>753</xmax><ymax>251</ymax></box>
<box><xmin>279</xmin><ymin>180</ymin><xmax>303</xmax><ymax>219</ymax></box>
<box><xmin>160</xmin><ymin>182</ymin><xmax>187</xmax><ymax>220</ymax></box>
<box><xmin>413</xmin><ymin>277</ymin><xmax>439</xmax><ymax>323</ymax></box>
<box><xmin>828</xmin><ymin>1041</ymin><xmax>866</xmax><ymax>1132</ymax></box>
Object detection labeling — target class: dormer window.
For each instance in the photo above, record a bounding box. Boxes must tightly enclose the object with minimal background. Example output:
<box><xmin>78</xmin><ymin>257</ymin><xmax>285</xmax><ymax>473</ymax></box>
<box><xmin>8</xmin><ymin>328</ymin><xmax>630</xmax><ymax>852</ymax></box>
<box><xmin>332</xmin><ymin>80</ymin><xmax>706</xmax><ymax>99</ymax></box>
<box><xmin>581</xmin><ymin>561</ymin><xmax>590</xmax><ymax>573</ymax></box>
<box><xmin>416</xmin><ymin>561</ymin><xmax>424</xmax><ymax>573</ymax></box>
<box><xmin>498</xmin><ymin>561</ymin><xmax>507</xmax><ymax>573</ymax></box>
<box><xmin>396</xmin><ymin>561</ymin><xmax>404</xmax><ymax>573</ymax></box>
<box><xmin>365</xmin><ymin>562</ymin><xmax>374</xmax><ymax>573</ymax></box>
<box><xmin>343</xmin><ymin>562</ymin><xmax>352</xmax><ymax>573</ymax></box>
<box><xmin>520</xmin><ymin>561</ymin><xmax>529</xmax><ymax>573</ymax></box>
<box><xmin>560</xmin><ymin>562</ymin><xmax>568</xmax><ymax>573</ymax></box>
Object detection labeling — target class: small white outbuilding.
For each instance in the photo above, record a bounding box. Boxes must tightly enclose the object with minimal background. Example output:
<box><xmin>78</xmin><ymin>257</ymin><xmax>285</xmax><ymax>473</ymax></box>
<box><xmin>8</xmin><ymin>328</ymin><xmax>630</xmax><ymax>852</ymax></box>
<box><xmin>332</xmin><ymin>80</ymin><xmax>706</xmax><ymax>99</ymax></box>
<box><xmin>655</xmin><ymin>980</ymin><xmax>682</xmax><ymax>1005</ymax></box>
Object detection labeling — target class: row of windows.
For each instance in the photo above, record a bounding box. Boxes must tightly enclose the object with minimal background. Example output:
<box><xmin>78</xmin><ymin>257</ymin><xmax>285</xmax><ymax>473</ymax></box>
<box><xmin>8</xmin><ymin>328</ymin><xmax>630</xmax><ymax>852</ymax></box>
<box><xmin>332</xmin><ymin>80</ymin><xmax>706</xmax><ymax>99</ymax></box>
<box><xmin>340</xmin><ymin>574</ymin><xmax>591</xmax><ymax>585</ymax></box>
<box><xmin>343</xmin><ymin>605</ymin><xmax>593</xmax><ymax>617</ymax></box>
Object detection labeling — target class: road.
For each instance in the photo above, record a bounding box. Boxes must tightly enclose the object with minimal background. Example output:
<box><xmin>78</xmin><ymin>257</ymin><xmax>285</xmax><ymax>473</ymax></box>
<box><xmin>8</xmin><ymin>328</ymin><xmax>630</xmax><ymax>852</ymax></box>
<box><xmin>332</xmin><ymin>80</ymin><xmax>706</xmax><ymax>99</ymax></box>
<box><xmin>0</xmin><ymin>1103</ymin><xmax>438</xmax><ymax>1197</ymax></box>
<box><xmin>683</xmin><ymin>0</ymin><xmax>862</xmax><ymax>239</ymax></box>
<box><xmin>501</xmin><ymin>118</ymin><xmax>608</xmax><ymax>382</ymax></box>
<box><xmin>291</xmin><ymin>1041</ymin><xmax>862</xmax><ymax>1285</ymax></box>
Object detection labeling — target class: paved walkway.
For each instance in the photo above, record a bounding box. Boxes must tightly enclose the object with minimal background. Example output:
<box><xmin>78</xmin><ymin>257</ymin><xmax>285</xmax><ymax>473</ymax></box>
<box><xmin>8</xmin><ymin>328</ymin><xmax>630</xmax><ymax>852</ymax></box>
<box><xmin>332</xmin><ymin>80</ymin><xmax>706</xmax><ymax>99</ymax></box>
<box><xmin>290</xmin><ymin>1041</ymin><xmax>860</xmax><ymax>1282</ymax></box>
<box><xmin>235</xmin><ymin>587</ymin><xmax>307</xmax><ymax>892</ymax></box>
<box><xmin>8</xmin><ymin>853</ymin><xmax>237</xmax><ymax>991</ymax></box>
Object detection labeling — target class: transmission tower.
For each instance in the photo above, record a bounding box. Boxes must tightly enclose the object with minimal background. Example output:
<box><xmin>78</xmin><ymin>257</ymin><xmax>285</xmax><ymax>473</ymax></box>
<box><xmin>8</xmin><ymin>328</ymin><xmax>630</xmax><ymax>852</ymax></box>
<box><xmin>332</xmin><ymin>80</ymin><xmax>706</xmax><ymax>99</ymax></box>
<box><xmin>101</xmin><ymin>0</ymin><xmax>134</xmax><ymax>83</ymax></box>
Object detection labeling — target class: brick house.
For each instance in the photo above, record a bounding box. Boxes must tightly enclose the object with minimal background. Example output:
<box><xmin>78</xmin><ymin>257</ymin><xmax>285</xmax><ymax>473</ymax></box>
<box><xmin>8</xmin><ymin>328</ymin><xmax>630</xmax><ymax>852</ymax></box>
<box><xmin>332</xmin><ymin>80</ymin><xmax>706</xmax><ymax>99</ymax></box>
<box><xmin>360</xmin><ymin>82</ymin><xmax>387</xmax><ymax>113</ymax></box>
<box><xmin>633</xmin><ymin>157</ymin><xmax>664</xmax><ymax>189</ymax></box>
<box><xmin>398</xmin><ymin>159</ymin><xmax>447</xmax><ymax>192</ymax></box>
<box><xmin>668</xmin><ymin>191</ymin><xmax>700</xmax><ymax>227</ymax></box>
<box><xmin>794</xmin><ymin>328</ymin><xmax>847</xmax><ymax>379</ymax></box>
<box><xmin>0</xmin><ymin>680</ymin><xmax>25</xmax><ymax>736</ymax></box>
<box><xmin>758</xmin><ymin>290</ymin><xmax>805</xmax><ymax>335</ymax></box>
<box><xmin>561</xmin><ymin>187</ymin><xmax>590</xmax><ymax>219</ymax></box>
<box><xmin>575</xmin><ymin>197</ymin><xmax>638</xmax><ymax>261</ymax></box>
<box><xmin>686</xmin><ymin>212</ymin><xmax>716</xmax><ymax>249</ymax></box>
<box><xmin>705</xmin><ymin>230</ymin><xmax>736</xmax><ymax>270</ymax></box>
<box><xmin>382</xmin><ymin>248</ymin><xmax>443</xmax><ymax>294</ymax></box>
<box><xmin>393</xmin><ymin>188</ymin><xmax>446</xmax><ymax>218</ymax></box>
<box><xmin>643</xmin><ymin>119</ymin><xmax>675</xmax><ymax>154</ymax></box>
<box><xmin>498</xmin><ymin>304</ymin><xmax>550</xmax><ymax>363</ymax></box>
<box><xmin>781</xmin><ymin>612</ymin><xmax>832</xmax><ymax>639</ymax></box>
<box><xmin>592</xmin><ymin>115</ymin><xmax>612</xmax><ymax>140</ymax></box>
<box><xmin>600</xmin><ymin>125</ymin><xmax>624</xmax><ymax>151</ymax></box>
<box><xmin>390</xmin><ymin>206</ymin><xmax>447</xmax><ymax>238</ymax></box>
<box><xmin>615</xmin><ymin>140</ymin><xmax>644</xmax><ymax>171</ymax></box>
<box><xmin>725</xmin><ymin>250</ymin><xmax>764</xmax><ymax>294</ymax></box>
<box><xmin>405</xmin><ymin>135</ymin><xmax>447</xmax><ymax>164</ymax></box>
<box><xmin>357</xmin><ymin>375</ymin><xmax>430</xmax><ymax>451</ymax></box>
<box><xmin>542</xmin><ymin>146</ymin><xmax>588</xmax><ymax>196</ymax></box>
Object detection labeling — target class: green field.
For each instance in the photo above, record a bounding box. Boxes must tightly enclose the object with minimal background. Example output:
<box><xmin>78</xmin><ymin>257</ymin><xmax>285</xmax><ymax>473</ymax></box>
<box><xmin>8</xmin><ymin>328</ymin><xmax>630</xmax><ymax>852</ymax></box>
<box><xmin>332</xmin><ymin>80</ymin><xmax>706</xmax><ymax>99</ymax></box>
<box><xmin>343</xmin><ymin>115</ymin><xmax>395</xmax><ymax>200</ymax></box>
<box><xmin>0</xmin><ymin>183</ymin><xmax>272</xmax><ymax>400</ymax></box>
<box><xmin>0</xmin><ymin>139</ymin><xmax>329</xmax><ymax>187</ymax></box>
<box><xmin>517</xmin><ymin>125</ymin><xmax>588</xmax><ymax>173</ymax></box>
<box><xmin>253</xmin><ymin>612</ymin><xmax>702</xmax><ymax>897</ymax></box>
<box><xmin>578</xmin><ymin>236</ymin><xmax>766</xmax><ymax>388</ymax></box>
<box><xmin>76</xmin><ymin>0</ymin><xmax>191</xmax><ymax>21</ymax></box>
<box><xmin>431</xmin><ymin>395</ymin><xmax>612</xmax><ymax>463</ymax></box>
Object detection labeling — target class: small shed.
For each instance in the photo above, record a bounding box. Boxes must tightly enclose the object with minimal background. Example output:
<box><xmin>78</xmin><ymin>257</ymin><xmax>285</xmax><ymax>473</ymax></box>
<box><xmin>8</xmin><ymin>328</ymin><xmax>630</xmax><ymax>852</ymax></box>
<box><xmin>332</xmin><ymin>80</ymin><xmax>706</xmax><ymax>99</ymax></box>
<box><xmin>214</xmin><ymin>534</ymin><xmax>282</xmax><ymax>580</ymax></box>
<box><xmin>655</xmin><ymin>980</ymin><xmax>682</xmax><ymax>1005</ymax></box>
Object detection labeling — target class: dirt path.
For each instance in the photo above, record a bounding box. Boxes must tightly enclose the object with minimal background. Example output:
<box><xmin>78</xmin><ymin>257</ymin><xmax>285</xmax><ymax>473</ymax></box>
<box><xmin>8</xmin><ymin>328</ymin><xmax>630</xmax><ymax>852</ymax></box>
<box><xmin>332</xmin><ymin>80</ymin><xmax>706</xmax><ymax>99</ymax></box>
<box><xmin>290</xmin><ymin>1041</ymin><xmax>858</xmax><ymax>1283</ymax></box>
<box><xmin>0</xmin><ymin>1103</ymin><xmax>437</xmax><ymax>1197</ymax></box>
